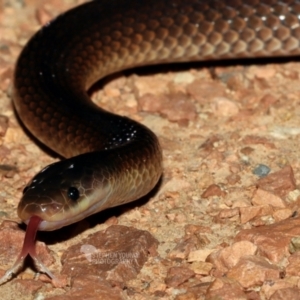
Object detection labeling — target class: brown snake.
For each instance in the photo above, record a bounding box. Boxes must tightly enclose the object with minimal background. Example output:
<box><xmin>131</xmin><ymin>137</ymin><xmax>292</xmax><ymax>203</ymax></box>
<box><xmin>1</xmin><ymin>0</ymin><xmax>300</xmax><ymax>284</ymax></box>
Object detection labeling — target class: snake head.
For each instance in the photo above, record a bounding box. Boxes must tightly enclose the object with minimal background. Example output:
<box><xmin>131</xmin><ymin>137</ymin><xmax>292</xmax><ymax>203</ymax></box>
<box><xmin>17</xmin><ymin>153</ymin><xmax>111</xmax><ymax>231</ymax></box>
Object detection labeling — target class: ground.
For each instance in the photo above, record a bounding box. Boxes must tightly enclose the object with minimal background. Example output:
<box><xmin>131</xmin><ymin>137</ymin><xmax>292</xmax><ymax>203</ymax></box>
<box><xmin>1</xmin><ymin>0</ymin><xmax>300</xmax><ymax>299</ymax></box>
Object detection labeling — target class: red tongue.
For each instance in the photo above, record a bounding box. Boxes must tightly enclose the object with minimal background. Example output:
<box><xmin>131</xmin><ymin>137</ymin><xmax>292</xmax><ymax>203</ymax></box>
<box><xmin>0</xmin><ymin>216</ymin><xmax>55</xmax><ymax>285</ymax></box>
<box><xmin>17</xmin><ymin>215</ymin><xmax>42</xmax><ymax>262</ymax></box>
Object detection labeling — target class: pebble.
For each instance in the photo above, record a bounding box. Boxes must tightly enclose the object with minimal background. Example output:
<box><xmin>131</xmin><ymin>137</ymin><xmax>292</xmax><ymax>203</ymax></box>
<box><xmin>253</xmin><ymin>164</ymin><xmax>271</xmax><ymax>177</ymax></box>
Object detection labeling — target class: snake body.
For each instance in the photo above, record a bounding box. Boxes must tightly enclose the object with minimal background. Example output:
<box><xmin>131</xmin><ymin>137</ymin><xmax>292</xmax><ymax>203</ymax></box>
<box><xmin>14</xmin><ymin>0</ymin><xmax>300</xmax><ymax>231</ymax></box>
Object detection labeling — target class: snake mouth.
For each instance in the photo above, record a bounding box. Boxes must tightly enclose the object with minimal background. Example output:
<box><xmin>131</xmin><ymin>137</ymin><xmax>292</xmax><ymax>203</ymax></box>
<box><xmin>19</xmin><ymin>203</ymin><xmax>75</xmax><ymax>231</ymax></box>
<box><xmin>17</xmin><ymin>201</ymin><xmax>65</xmax><ymax>228</ymax></box>
<box><xmin>20</xmin><ymin>190</ymin><xmax>112</xmax><ymax>231</ymax></box>
<box><xmin>23</xmin><ymin>217</ymin><xmax>74</xmax><ymax>231</ymax></box>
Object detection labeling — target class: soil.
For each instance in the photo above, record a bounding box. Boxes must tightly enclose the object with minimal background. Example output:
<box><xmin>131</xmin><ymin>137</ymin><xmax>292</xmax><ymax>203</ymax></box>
<box><xmin>1</xmin><ymin>0</ymin><xmax>300</xmax><ymax>299</ymax></box>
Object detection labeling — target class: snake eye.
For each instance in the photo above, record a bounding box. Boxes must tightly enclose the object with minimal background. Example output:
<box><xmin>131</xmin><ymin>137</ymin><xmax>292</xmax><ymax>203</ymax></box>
<box><xmin>67</xmin><ymin>187</ymin><xmax>80</xmax><ymax>201</ymax></box>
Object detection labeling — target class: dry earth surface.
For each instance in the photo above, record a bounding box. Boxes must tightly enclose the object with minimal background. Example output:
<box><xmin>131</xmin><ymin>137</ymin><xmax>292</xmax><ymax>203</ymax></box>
<box><xmin>1</xmin><ymin>0</ymin><xmax>300</xmax><ymax>299</ymax></box>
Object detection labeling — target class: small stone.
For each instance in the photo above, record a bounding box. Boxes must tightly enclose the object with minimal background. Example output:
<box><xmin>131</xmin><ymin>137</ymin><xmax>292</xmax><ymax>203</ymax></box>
<box><xmin>259</xmin><ymin>94</ymin><xmax>278</xmax><ymax>112</ymax></box>
<box><xmin>0</xmin><ymin>66</ymin><xmax>13</xmax><ymax>91</ymax></box>
<box><xmin>269</xmin><ymin>287</ymin><xmax>300</xmax><ymax>300</ymax></box>
<box><xmin>253</xmin><ymin>164</ymin><xmax>271</xmax><ymax>177</ymax></box>
<box><xmin>217</xmin><ymin>208</ymin><xmax>240</xmax><ymax>219</ymax></box>
<box><xmin>273</xmin><ymin>208</ymin><xmax>293</xmax><ymax>222</ymax></box>
<box><xmin>240</xmin><ymin>206</ymin><xmax>261</xmax><ymax>224</ymax></box>
<box><xmin>242</xmin><ymin>135</ymin><xmax>276</xmax><ymax>149</ymax></box>
<box><xmin>226</xmin><ymin>255</ymin><xmax>281</xmax><ymax>288</ymax></box>
<box><xmin>211</xmin><ymin>97</ymin><xmax>239</xmax><ymax>117</ymax></box>
<box><xmin>184</xmin><ymin>224</ymin><xmax>212</xmax><ymax>235</ymax></box>
<box><xmin>206</xmin><ymin>277</ymin><xmax>247</xmax><ymax>300</ymax></box>
<box><xmin>261</xmin><ymin>279</ymin><xmax>297</xmax><ymax>299</ymax></box>
<box><xmin>174</xmin><ymin>72</ymin><xmax>195</xmax><ymax>83</ymax></box>
<box><xmin>189</xmin><ymin>261</ymin><xmax>213</xmax><ymax>275</ymax></box>
<box><xmin>188</xmin><ymin>249</ymin><xmax>216</xmax><ymax>263</ymax></box>
<box><xmin>226</xmin><ymin>174</ymin><xmax>241</xmax><ymax>185</ymax></box>
<box><xmin>165</xmin><ymin>266</ymin><xmax>195</xmax><ymax>287</ymax></box>
<box><xmin>104</xmin><ymin>86</ymin><xmax>121</xmax><ymax>97</ymax></box>
<box><xmin>12</xmin><ymin>279</ymin><xmax>44</xmax><ymax>295</ymax></box>
<box><xmin>207</xmin><ymin>241</ymin><xmax>257</xmax><ymax>273</ymax></box>
<box><xmin>201</xmin><ymin>184</ymin><xmax>226</xmax><ymax>198</ymax></box>
<box><xmin>64</xmin><ymin>275</ymin><xmax>123</xmax><ymax>299</ymax></box>
<box><xmin>250</xmin><ymin>66</ymin><xmax>276</xmax><ymax>79</ymax></box>
<box><xmin>240</xmin><ymin>146</ymin><xmax>254</xmax><ymax>155</ymax></box>
<box><xmin>235</xmin><ymin>217</ymin><xmax>300</xmax><ymax>262</ymax></box>
<box><xmin>133</xmin><ymin>75</ymin><xmax>168</xmax><ymax>97</ymax></box>
<box><xmin>137</xmin><ymin>93</ymin><xmax>165</xmax><ymax>113</ymax></box>
<box><xmin>285</xmin><ymin>252</ymin><xmax>300</xmax><ymax>277</ymax></box>
<box><xmin>288</xmin><ymin>236</ymin><xmax>300</xmax><ymax>254</ymax></box>
<box><xmin>186</xmin><ymin>80</ymin><xmax>226</xmax><ymax>104</ymax></box>
<box><xmin>257</xmin><ymin>165</ymin><xmax>296</xmax><ymax>198</ymax></box>
<box><xmin>138</xmin><ymin>92</ymin><xmax>197</xmax><ymax>124</ymax></box>
<box><xmin>287</xmin><ymin>189</ymin><xmax>300</xmax><ymax>203</ymax></box>
<box><xmin>160</xmin><ymin>178</ymin><xmax>191</xmax><ymax>195</ymax></box>
<box><xmin>252</xmin><ymin>188</ymin><xmax>286</xmax><ymax>208</ymax></box>
<box><xmin>168</xmin><ymin>235</ymin><xmax>203</xmax><ymax>260</ymax></box>
<box><xmin>36</xmin><ymin>5</ymin><xmax>54</xmax><ymax>25</ymax></box>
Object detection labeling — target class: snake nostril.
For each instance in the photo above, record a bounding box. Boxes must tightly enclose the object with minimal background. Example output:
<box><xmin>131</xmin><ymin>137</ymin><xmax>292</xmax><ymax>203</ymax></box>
<box><xmin>67</xmin><ymin>186</ymin><xmax>80</xmax><ymax>201</ymax></box>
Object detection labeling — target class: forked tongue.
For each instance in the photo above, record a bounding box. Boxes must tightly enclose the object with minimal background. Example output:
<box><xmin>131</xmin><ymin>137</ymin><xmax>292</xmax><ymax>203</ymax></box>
<box><xmin>0</xmin><ymin>216</ymin><xmax>55</xmax><ymax>285</ymax></box>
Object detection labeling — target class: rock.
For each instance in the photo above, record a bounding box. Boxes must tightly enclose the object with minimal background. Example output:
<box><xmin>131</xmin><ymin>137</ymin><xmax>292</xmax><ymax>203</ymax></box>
<box><xmin>165</xmin><ymin>266</ymin><xmax>195</xmax><ymax>287</ymax></box>
<box><xmin>201</xmin><ymin>184</ymin><xmax>226</xmax><ymax>198</ymax></box>
<box><xmin>251</xmin><ymin>188</ymin><xmax>286</xmax><ymax>208</ymax></box>
<box><xmin>61</xmin><ymin>225</ymin><xmax>158</xmax><ymax>285</ymax></box>
<box><xmin>46</xmin><ymin>275</ymin><xmax>124</xmax><ymax>300</ymax></box>
<box><xmin>269</xmin><ymin>287</ymin><xmax>300</xmax><ymax>300</ymax></box>
<box><xmin>240</xmin><ymin>206</ymin><xmax>261</xmax><ymax>224</ymax></box>
<box><xmin>285</xmin><ymin>252</ymin><xmax>300</xmax><ymax>276</ymax></box>
<box><xmin>211</xmin><ymin>97</ymin><xmax>239</xmax><ymax>117</ymax></box>
<box><xmin>207</xmin><ymin>241</ymin><xmax>257</xmax><ymax>274</ymax></box>
<box><xmin>256</xmin><ymin>165</ymin><xmax>296</xmax><ymax>199</ymax></box>
<box><xmin>226</xmin><ymin>255</ymin><xmax>281</xmax><ymax>289</ymax></box>
<box><xmin>206</xmin><ymin>277</ymin><xmax>247</xmax><ymax>300</ymax></box>
<box><xmin>235</xmin><ymin>217</ymin><xmax>300</xmax><ymax>262</ymax></box>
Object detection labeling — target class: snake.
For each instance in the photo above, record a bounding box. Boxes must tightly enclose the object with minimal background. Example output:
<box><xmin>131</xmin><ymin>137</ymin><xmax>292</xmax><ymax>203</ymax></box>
<box><xmin>1</xmin><ymin>0</ymin><xmax>300</xmax><ymax>285</ymax></box>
